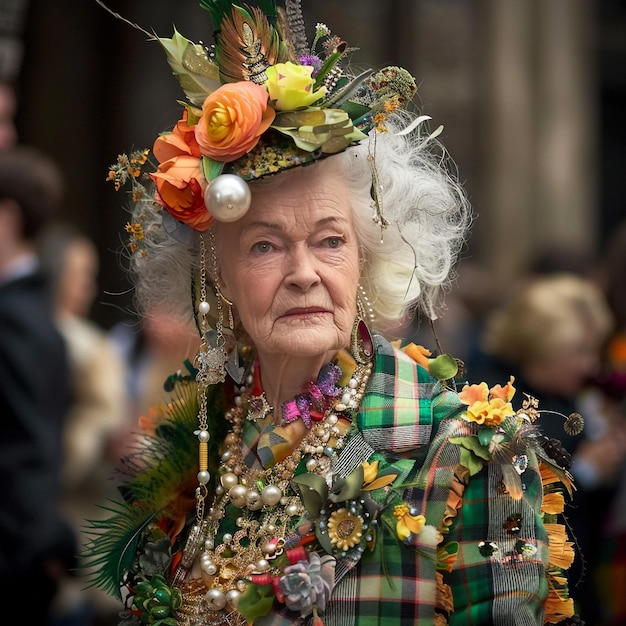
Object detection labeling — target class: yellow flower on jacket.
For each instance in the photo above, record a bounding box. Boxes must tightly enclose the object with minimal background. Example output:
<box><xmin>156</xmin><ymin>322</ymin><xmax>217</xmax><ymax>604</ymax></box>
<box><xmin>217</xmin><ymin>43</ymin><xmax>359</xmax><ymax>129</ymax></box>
<box><xmin>458</xmin><ymin>376</ymin><xmax>516</xmax><ymax>427</ymax></box>
<box><xmin>393</xmin><ymin>504</ymin><xmax>426</xmax><ymax>540</ymax></box>
<box><xmin>265</xmin><ymin>62</ymin><xmax>327</xmax><ymax>110</ymax></box>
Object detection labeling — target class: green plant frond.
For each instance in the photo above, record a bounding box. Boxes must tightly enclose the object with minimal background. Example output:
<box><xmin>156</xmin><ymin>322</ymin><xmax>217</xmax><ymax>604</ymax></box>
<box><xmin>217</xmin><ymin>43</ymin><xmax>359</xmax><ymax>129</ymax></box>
<box><xmin>80</xmin><ymin>500</ymin><xmax>160</xmax><ymax>600</ymax></box>
<box><xmin>120</xmin><ymin>380</ymin><xmax>227</xmax><ymax>513</ymax></box>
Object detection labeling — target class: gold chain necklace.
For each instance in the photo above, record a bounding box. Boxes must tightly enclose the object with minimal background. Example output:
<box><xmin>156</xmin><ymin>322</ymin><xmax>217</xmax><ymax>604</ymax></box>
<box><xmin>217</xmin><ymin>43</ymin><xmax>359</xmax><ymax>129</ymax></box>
<box><xmin>174</xmin><ymin>355</ymin><xmax>373</xmax><ymax>624</ymax></box>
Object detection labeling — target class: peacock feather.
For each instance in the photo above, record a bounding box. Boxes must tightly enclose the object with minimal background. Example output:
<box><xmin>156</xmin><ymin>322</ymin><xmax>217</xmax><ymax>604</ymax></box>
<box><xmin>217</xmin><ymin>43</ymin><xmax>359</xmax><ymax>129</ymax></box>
<box><xmin>80</xmin><ymin>372</ymin><xmax>228</xmax><ymax>599</ymax></box>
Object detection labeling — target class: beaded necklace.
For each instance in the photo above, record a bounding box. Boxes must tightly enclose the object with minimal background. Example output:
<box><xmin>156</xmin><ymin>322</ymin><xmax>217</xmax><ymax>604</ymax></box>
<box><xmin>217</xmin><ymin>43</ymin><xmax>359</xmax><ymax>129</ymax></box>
<box><xmin>174</xmin><ymin>351</ymin><xmax>373</xmax><ymax>625</ymax></box>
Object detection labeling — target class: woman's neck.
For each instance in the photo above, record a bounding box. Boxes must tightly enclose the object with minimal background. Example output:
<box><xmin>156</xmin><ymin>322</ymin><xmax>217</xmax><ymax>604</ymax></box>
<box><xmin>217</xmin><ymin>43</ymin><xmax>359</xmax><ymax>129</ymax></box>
<box><xmin>255</xmin><ymin>350</ymin><xmax>339</xmax><ymax>418</ymax></box>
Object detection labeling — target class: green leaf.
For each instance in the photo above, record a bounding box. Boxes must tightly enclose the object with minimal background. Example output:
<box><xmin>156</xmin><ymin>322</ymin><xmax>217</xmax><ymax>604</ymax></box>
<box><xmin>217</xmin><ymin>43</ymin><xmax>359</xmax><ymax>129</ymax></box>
<box><xmin>202</xmin><ymin>156</ymin><xmax>225</xmax><ymax>182</ymax></box>
<box><xmin>449</xmin><ymin>435</ymin><xmax>491</xmax><ymax>475</ymax></box>
<box><xmin>458</xmin><ymin>447</ymin><xmax>485</xmax><ymax>476</ymax></box>
<box><xmin>427</xmin><ymin>354</ymin><xmax>459</xmax><ymax>381</ymax></box>
<box><xmin>272</xmin><ymin>109</ymin><xmax>327</xmax><ymax>129</ymax></box>
<box><xmin>329</xmin><ymin>465</ymin><xmax>364</xmax><ymax>503</ymax></box>
<box><xmin>291</xmin><ymin>473</ymin><xmax>328</xmax><ymax>519</ymax></box>
<box><xmin>236</xmin><ymin>583</ymin><xmax>275</xmax><ymax>622</ymax></box>
<box><xmin>157</xmin><ymin>29</ymin><xmax>221</xmax><ymax>106</ymax></box>
<box><xmin>316</xmin><ymin>523</ymin><xmax>334</xmax><ymax>554</ymax></box>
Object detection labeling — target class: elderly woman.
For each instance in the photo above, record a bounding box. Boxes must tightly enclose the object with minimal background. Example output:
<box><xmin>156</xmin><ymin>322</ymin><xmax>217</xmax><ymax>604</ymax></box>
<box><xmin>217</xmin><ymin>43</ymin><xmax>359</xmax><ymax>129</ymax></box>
<box><xmin>87</xmin><ymin>2</ymin><xmax>580</xmax><ymax>625</ymax></box>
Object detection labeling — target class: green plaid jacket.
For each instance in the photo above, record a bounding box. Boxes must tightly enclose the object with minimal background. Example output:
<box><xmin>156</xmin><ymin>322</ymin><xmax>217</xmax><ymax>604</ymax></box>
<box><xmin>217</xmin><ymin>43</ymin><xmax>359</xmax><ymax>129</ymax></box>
<box><xmin>258</xmin><ymin>335</ymin><xmax>551</xmax><ymax>626</ymax></box>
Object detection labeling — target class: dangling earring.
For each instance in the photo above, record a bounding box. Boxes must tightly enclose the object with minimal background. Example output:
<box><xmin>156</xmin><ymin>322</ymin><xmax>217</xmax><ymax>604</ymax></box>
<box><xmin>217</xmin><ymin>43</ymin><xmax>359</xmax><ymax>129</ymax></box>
<box><xmin>352</xmin><ymin>284</ymin><xmax>375</xmax><ymax>364</ymax></box>
<box><xmin>195</xmin><ymin>232</ymin><xmax>227</xmax><ymax>386</ymax></box>
<box><xmin>209</xmin><ymin>230</ymin><xmax>244</xmax><ymax>384</ymax></box>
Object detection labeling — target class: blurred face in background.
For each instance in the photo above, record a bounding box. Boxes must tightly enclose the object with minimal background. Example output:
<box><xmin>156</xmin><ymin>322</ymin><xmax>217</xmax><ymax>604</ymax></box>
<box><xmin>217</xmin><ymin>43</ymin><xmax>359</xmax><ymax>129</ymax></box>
<box><xmin>524</xmin><ymin>318</ymin><xmax>605</xmax><ymax>397</ymax></box>
<box><xmin>57</xmin><ymin>237</ymin><xmax>99</xmax><ymax>318</ymax></box>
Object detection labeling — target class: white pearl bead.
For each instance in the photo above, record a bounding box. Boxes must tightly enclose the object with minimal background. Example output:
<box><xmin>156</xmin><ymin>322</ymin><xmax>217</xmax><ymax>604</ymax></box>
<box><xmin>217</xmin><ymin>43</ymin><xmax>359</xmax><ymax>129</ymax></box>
<box><xmin>228</xmin><ymin>484</ymin><xmax>247</xmax><ymax>508</ymax></box>
<box><xmin>198</xmin><ymin>429</ymin><xmax>210</xmax><ymax>442</ymax></box>
<box><xmin>201</xmin><ymin>560</ymin><xmax>217</xmax><ymax>576</ymax></box>
<box><xmin>256</xmin><ymin>559</ymin><xmax>270</xmax><ymax>572</ymax></box>
<box><xmin>225</xmin><ymin>589</ymin><xmax>241</xmax><ymax>608</ymax></box>
<box><xmin>205</xmin><ymin>588</ymin><xmax>227</xmax><ymax>611</ymax></box>
<box><xmin>204</xmin><ymin>174</ymin><xmax>251</xmax><ymax>222</ymax></box>
<box><xmin>197</xmin><ymin>470</ymin><xmax>210</xmax><ymax>485</ymax></box>
<box><xmin>220</xmin><ymin>472</ymin><xmax>239</xmax><ymax>491</ymax></box>
<box><xmin>261</xmin><ymin>485</ymin><xmax>282</xmax><ymax>507</ymax></box>
<box><xmin>286</xmin><ymin>503</ymin><xmax>299</xmax><ymax>516</ymax></box>
<box><xmin>246</xmin><ymin>489</ymin><xmax>262</xmax><ymax>510</ymax></box>
<box><xmin>198</xmin><ymin>300</ymin><xmax>211</xmax><ymax>315</ymax></box>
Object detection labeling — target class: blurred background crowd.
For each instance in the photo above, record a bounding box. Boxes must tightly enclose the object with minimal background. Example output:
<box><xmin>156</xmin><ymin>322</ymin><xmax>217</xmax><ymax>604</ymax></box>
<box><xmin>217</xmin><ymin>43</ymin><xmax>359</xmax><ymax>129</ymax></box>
<box><xmin>0</xmin><ymin>1</ymin><xmax>624</xmax><ymax>625</ymax></box>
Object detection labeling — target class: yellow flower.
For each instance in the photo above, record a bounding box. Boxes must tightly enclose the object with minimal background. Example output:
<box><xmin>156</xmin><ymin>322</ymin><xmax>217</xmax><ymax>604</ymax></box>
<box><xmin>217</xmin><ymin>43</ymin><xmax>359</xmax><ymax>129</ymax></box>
<box><xmin>361</xmin><ymin>460</ymin><xmax>398</xmax><ymax>491</ymax></box>
<box><xmin>125</xmin><ymin>222</ymin><xmax>144</xmax><ymax>240</ymax></box>
<box><xmin>393</xmin><ymin>504</ymin><xmax>426</xmax><ymax>540</ymax></box>
<box><xmin>458</xmin><ymin>377</ymin><xmax>516</xmax><ymax>427</ymax></box>
<box><xmin>327</xmin><ymin>508</ymin><xmax>363</xmax><ymax>551</ymax></box>
<box><xmin>265</xmin><ymin>62</ymin><xmax>327</xmax><ymax>111</ymax></box>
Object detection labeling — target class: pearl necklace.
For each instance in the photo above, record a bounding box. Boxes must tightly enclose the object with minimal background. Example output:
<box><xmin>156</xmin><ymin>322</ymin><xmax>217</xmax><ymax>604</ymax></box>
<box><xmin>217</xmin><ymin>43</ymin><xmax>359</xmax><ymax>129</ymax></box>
<box><xmin>174</xmin><ymin>354</ymin><xmax>373</xmax><ymax>624</ymax></box>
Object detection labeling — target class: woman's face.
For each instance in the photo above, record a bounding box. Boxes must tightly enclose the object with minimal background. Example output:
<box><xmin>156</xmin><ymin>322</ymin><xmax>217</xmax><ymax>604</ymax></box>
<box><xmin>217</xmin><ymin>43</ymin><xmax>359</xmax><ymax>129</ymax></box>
<box><xmin>215</xmin><ymin>164</ymin><xmax>361</xmax><ymax>359</ymax></box>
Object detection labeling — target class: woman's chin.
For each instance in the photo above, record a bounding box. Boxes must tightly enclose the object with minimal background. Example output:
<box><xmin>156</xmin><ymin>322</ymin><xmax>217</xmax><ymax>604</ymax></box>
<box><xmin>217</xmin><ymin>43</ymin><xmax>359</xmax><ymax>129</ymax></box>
<box><xmin>258</xmin><ymin>327</ymin><xmax>348</xmax><ymax>359</ymax></box>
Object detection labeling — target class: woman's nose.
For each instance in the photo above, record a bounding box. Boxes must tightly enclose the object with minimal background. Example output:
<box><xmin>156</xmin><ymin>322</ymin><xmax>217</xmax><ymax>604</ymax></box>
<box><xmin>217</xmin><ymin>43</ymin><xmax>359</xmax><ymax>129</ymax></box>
<box><xmin>285</xmin><ymin>246</ymin><xmax>321</xmax><ymax>291</ymax></box>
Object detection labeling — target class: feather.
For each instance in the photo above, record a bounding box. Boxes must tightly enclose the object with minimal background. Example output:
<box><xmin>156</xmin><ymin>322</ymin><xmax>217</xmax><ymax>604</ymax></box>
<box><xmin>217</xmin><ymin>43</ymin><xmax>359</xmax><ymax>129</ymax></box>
<box><xmin>80</xmin><ymin>378</ymin><xmax>229</xmax><ymax>598</ymax></box>
<box><xmin>200</xmin><ymin>0</ymin><xmax>279</xmax><ymax>30</ymax></box>
<box><xmin>216</xmin><ymin>5</ymin><xmax>288</xmax><ymax>84</ymax></box>
<box><xmin>284</xmin><ymin>0</ymin><xmax>309</xmax><ymax>57</ymax></box>
<box><xmin>81</xmin><ymin>501</ymin><xmax>159</xmax><ymax>599</ymax></box>
<box><xmin>324</xmin><ymin>69</ymin><xmax>375</xmax><ymax>108</ymax></box>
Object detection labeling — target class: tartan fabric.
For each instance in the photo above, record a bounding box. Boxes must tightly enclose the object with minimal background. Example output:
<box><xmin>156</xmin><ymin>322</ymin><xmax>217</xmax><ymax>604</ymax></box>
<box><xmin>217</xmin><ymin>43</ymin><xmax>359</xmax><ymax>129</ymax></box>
<box><xmin>255</xmin><ymin>335</ymin><xmax>552</xmax><ymax>625</ymax></box>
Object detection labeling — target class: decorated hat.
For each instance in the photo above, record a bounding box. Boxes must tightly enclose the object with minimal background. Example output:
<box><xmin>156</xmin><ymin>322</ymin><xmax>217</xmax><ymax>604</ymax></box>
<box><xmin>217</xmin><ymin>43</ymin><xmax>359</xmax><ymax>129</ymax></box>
<box><xmin>101</xmin><ymin>0</ymin><xmax>419</xmax><ymax>235</ymax></box>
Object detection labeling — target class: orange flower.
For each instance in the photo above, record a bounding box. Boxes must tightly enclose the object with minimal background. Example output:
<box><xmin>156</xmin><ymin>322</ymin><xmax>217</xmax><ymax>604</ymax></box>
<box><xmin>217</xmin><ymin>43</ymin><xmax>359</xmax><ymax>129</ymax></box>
<box><xmin>195</xmin><ymin>81</ymin><xmax>275</xmax><ymax>161</ymax></box>
<box><xmin>153</xmin><ymin>109</ymin><xmax>201</xmax><ymax>162</ymax></box>
<box><xmin>488</xmin><ymin>376</ymin><xmax>515</xmax><ymax>402</ymax></box>
<box><xmin>150</xmin><ymin>155</ymin><xmax>212</xmax><ymax>231</ymax></box>
<box><xmin>401</xmin><ymin>342</ymin><xmax>432</xmax><ymax>370</ymax></box>
<box><xmin>458</xmin><ymin>377</ymin><xmax>516</xmax><ymax>427</ymax></box>
<box><xmin>150</xmin><ymin>109</ymin><xmax>212</xmax><ymax>231</ymax></box>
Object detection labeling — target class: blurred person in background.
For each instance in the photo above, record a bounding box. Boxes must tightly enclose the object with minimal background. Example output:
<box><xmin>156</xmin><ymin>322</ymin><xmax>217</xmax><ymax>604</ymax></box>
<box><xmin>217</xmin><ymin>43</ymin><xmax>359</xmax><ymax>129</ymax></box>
<box><xmin>109</xmin><ymin>305</ymin><xmax>202</xmax><ymax>447</ymax></box>
<box><xmin>586</xmin><ymin>219</ymin><xmax>626</xmax><ymax>626</ymax></box>
<box><xmin>0</xmin><ymin>80</ymin><xmax>18</xmax><ymax>151</ymax></box>
<box><xmin>466</xmin><ymin>271</ymin><xmax>626</xmax><ymax>624</ymax></box>
<box><xmin>37</xmin><ymin>223</ymin><xmax>127</xmax><ymax>626</ymax></box>
<box><xmin>0</xmin><ymin>146</ymin><xmax>76</xmax><ymax>622</ymax></box>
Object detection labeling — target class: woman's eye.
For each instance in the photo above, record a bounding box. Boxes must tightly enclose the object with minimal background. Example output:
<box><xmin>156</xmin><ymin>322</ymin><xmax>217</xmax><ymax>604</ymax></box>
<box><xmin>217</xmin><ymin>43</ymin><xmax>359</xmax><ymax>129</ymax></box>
<box><xmin>252</xmin><ymin>241</ymin><xmax>273</xmax><ymax>254</ymax></box>
<box><xmin>324</xmin><ymin>237</ymin><xmax>342</xmax><ymax>249</ymax></box>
